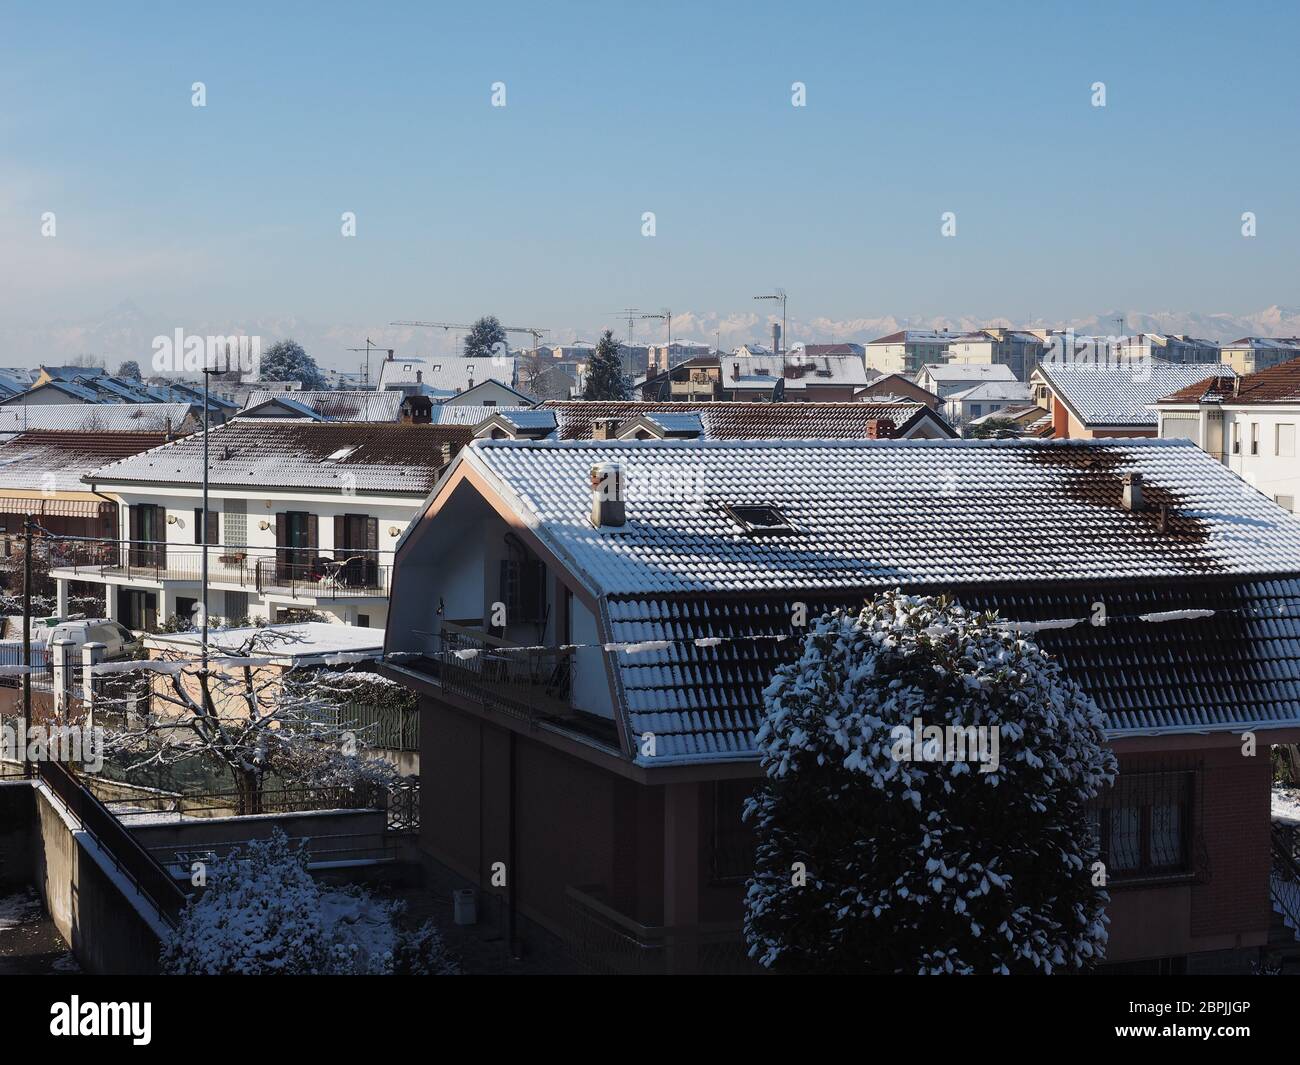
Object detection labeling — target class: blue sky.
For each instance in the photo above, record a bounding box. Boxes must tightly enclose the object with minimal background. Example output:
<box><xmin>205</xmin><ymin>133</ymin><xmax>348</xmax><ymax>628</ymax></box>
<box><xmin>1</xmin><ymin>0</ymin><xmax>1297</xmax><ymax>365</ymax></box>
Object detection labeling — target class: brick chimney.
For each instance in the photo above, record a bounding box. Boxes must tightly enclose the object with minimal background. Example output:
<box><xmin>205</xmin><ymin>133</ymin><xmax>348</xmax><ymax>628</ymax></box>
<box><xmin>866</xmin><ymin>417</ymin><xmax>896</xmax><ymax>439</ymax></box>
<box><xmin>592</xmin><ymin>418</ymin><xmax>620</xmax><ymax>441</ymax></box>
<box><xmin>590</xmin><ymin>463</ymin><xmax>625</xmax><ymax>527</ymax></box>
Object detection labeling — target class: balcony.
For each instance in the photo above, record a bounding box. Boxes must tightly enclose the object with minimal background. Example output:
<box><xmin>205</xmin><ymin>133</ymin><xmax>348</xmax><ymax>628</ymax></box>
<box><xmin>412</xmin><ymin>621</ymin><xmax>619</xmax><ymax>747</ymax></box>
<box><xmin>49</xmin><ymin>541</ymin><xmax>391</xmax><ymax>600</ymax></box>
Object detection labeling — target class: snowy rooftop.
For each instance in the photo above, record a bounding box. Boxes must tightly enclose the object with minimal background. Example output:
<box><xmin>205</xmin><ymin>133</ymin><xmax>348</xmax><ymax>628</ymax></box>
<box><xmin>721</xmin><ymin>354</ymin><xmax>870</xmax><ymax>390</ymax></box>
<box><xmin>1034</xmin><ymin>360</ymin><xmax>1229</xmax><ymax>427</ymax></box>
<box><xmin>440</xmin><ymin>437</ymin><xmax>1300</xmax><ymax>761</ymax></box>
<box><xmin>947</xmin><ymin>382</ymin><xmax>1035</xmax><ymax>403</ymax></box>
<box><xmin>147</xmin><ymin>622</ymin><xmax>384</xmax><ymax>664</ymax></box>
<box><xmin>917</xmin><ymin>364</ymin><xmax>1019</xmax><ymax>383</ymax></box>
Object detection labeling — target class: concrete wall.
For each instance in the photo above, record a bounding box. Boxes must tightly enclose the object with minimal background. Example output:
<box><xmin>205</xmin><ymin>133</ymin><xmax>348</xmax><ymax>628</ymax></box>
<box><xmin>23</xmin><ymin>783</ymin><xmax>166</xmax><ymax>974</ymax></box>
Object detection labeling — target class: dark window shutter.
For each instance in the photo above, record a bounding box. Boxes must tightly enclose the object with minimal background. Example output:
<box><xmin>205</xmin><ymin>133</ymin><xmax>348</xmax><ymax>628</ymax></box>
<box><xmin>365</xmin><ymin>517</ymin><xmax>378</xmax><ymax>552</ymax></box>
<box><xmin>194</xmin><ymin>508</ymin><xmax>202</xmax><ymax>544</ymax></box>
<box><xmin>307</xmin><ymin>513</ymin><xmax>318</xmax><ymax>551</ymax></box>
<box><xmin>275</xmin><ymin>513</ymin><xmax>284</xmax><ymax>546</ymax></box>
<box><xmin>334</xmin><ymin>515</ymin><xmax>345</xmax><ymax>552</ymax></box>
<box><xmin>208</xmin><ymin>510</ymin><xmax>219</xmax><ymax>546</ymax></box>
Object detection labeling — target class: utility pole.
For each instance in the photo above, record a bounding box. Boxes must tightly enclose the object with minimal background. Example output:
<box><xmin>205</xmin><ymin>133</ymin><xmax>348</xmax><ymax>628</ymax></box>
<box><xmin>21</xmin><ymin>517</ymin><xmax>31</xmax><ymax>777</ymax></box>
<box><xmin>201</xmin><ymin>362</ymin><xmax>213</xmax><ymax>674</ymax></box>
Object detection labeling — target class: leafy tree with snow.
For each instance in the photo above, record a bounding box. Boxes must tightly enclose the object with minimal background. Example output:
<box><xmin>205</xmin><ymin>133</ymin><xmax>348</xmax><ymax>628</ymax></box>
<box><xmin>117</xmin><ymin>359</ymin><xmax>143</xmax><ymax>382</ymax></box>
<box><xmin>463</xmin><ymin>315</ymin><xmax>508</xmax><ymax>360</ymax></box>
<box><xmin>582</xmin><ymin>329</ymin><xmax>630</xmax><ymax>400</ymax></box>
<box><xmin>257</xmin><ymin>338</ymin><xmax>326</xmax><ymax>389</ymax></box>
<box><xmin>744</xmin><ymin>590</ymin><xmax>1116</xmax><ymax>974</ymax></box>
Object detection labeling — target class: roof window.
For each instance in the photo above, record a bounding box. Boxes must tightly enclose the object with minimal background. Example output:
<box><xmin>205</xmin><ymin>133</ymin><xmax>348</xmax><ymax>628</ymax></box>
<box><xmin>724</xmin><ymin>503</ymin><xmax>797</xmax><ymax>535</ymax></box>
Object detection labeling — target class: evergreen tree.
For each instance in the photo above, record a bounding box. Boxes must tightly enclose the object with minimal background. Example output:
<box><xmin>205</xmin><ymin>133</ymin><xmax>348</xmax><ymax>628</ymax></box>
<box><xmin>744</xmin><ymin>590</ymin><xmax>1116</xmax><ymax>974</ymax></box>
<box><xmin>463</xmin><ymin>316</ymin><xmax>508</xmax><ymax>359</ymax></box>
<box><xmin>582</xmin><ymin>329</ymin><xmax>630</xmax><ymax>400</ymax></box>
<box><xmin>117</xmin><ymin>359</ymin><xmax>143</xmax><ymax>382</ymax></box>
<box><xmin>258</xmin><ymin>338</ymin><xmax>326</xmax><ymax>390</ymax></box>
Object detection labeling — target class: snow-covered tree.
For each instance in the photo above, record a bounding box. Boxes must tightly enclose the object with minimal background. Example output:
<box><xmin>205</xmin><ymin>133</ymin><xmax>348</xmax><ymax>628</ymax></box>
<box><xmin>257</xmin><ymin>338</ymin><xmax>326</xmax><ymax>389</ymax></box>
<box><xmin>463</xmin><ymin>316</ymin><xmax>508</xmax><ymax>359</ymax></box>
<box><xmin>161</xmin><ymin>829</ymin><xmax>458</xmax><ymax>975</ymax></box>
<box><xmin>744</xmin><ymin>590</ymin><xmax>1116</xmax><ymax>974</ymax></box>
<box><xmin>101</xmin><ymin>629</ymin><xmax>397</xmax><ymax>814</ymax></box>
<box><xmin>117</xmin><ymin>359</ymin><xmax>143</xmax><ymax>382</ymax></box>
<box><xmin>582</xmin><ymin>329</ymin><xmax>629</xmax><ymax>400</ymax></box>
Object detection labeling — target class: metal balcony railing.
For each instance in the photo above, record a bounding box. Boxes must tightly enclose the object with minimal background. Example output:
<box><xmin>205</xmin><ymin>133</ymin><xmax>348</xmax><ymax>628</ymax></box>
<box><xmin>49</xmin><ymin>540</ymin><xmax>391</xmax><ymax>599</ymax></box>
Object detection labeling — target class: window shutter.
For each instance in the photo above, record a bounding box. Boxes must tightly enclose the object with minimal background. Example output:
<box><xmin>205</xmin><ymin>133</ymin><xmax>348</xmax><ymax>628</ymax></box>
<box><xmin>365</xmin><ymin>517</ymin><xmax>378</xmax><ymax>552</ymax></box>
<box><xmin>334</xmin><ymin>515</ymin><xmax>345</xmax><ymax>552</ymax></box>
<box><xmin>194</xmin><ymin>508</ymin><xmax>202</xmax><ymax>544</ymax></box>
<box><xmin>307</xmin><ymin>513</ymin><xmax>318</xmax><ymax>551</ymax></box>
<box><xmin>275</xmin><ymin>513</ymin><xmax>284</xmax><ymax>546</ymax></box>
<box><xmin>208</xmin><ymin>509</ymin><xmax>219</xmax><ymax>546</ymax></box>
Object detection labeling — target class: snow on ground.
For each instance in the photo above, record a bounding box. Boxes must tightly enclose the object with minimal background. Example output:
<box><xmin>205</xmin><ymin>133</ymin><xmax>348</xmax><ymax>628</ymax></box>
<box><xmin>1272</xmin><ymin>786</ymin><xmax>1300</xmax><ymax>826</ymax></box>
<box><xmin>0</xmin><ymin>890</ymin><xmax>41</xmax><ymax>931</ymax></box>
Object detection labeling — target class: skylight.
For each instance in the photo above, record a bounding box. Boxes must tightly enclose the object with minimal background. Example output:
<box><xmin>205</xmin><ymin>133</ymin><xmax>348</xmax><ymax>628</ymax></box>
<box><xmin>324</xmin><ymin>445</ymin><xmax>360</xmax><ymax>462</ymax></box>
<box><xmin>724</xmin><ymin>503</ymin><xmax>797</xmax><ymax>535</ymax></box>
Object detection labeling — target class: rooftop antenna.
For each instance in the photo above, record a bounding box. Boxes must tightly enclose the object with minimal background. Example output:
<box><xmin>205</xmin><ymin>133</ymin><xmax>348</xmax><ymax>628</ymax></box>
<box><xmin>347</xmin><ymin>338</ymin><xmax>388</xmax><ymax>388</ymax></box>
<box><xmin>608</xmin><ymin>308</ymin><xmax>640</xmax><ymax>344</ymax></box>
<box><xmin>753</xmin><ymin>289</ymin><xmax>787</xmax><ymax>353</ymax></box>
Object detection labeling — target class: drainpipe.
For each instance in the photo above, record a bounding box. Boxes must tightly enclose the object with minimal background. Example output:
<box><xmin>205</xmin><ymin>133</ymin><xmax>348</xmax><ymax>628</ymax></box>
<box><xmin>508</xmin><ymin>728</ymin><xmax>520</xmax><ymax>960</ymax></box>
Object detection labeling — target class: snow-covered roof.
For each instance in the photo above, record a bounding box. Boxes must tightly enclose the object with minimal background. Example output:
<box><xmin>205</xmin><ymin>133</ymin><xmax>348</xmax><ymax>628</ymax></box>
<box><xmin>377</xmin><ymin>356</ymin><xmax>517</xmax><ymax>394</ymax></box>
<box><xmin>947</xmin><ymin>382</ymin><xmax>1035</xmax><ymax>403</ymax></box>
<box><xmin>430</xmin><ymin>437</ymin><xmax>1300</xmax><ymax>762</ymax></box>
<box><xmin>0</xmin><ymin>403</ymin><xmax>195</xmax><ymax>434</ymax></box>
<box><xmin>1034</xmin><ymin>360</ymin><xmax>1230</xmax><ymax>427</ymax></box>
<box><xmin>241</xmin><ymin>390</ymin><xmax>404</xmax><ymax>422</ymax></box>
<box><xmin>917</xmin><ymin>364</ymin><xmax>1019</xmax><ymax>384</ymax></box>
<box><xmin>721</xmin><ymin>354</ymin><xmax>870</xmax><ymax>391</ymax></box>
<box><xmin>147</xmin><ymin>622</ymin><xmax>384</xmax><ymax>664</ymax></box>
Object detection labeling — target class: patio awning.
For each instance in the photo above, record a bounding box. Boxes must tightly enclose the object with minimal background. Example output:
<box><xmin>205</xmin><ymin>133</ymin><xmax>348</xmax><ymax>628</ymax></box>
<box><xmin>0</xmin><ymin>496</ymin><xmax>113</xmax><ymax>519</ymax></box>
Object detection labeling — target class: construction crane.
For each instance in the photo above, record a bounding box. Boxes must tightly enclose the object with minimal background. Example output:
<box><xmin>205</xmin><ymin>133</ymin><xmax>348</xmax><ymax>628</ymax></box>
<box><xmin>390</xmin><ymin>320</ymin><xmax>550</xmax><ymax>354</ymax></box>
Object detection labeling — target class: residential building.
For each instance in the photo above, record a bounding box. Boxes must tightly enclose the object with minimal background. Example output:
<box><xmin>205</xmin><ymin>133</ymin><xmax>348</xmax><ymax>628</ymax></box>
<box><xmin>943</xmin><ymin>329</ymin><xmax>1046</xmax><ymax>380</ymax></box>
<box><xmin>720</xmin><ymin>353</ymin><xmax>872</xmax><ymax>402</ymax></box>
<box><xmin>865</xmin><ymin>329</ymin><xmax>963</xmax><ymax>375</ymax></box>
<box><xmin>1031</xmin><ymin>360</ymin><xmax>1232</xmax><ymax>439</ymax></box>
<box><xmin>943</xmin><ymin>381</ymin><xmax>1035</xmax><ymax>428</ymax></box>
<box><xmin>965</xmin><ymin>404</ymin><xmax>1053</xmax><ymax>437</ymax></box>
<box><xmin>1115</xmin><ymin>333</ymin><xmax>1221</xmax><ymax>365</ymax></box>
<box><xmin>376</xmin><ymin>351</ymin><xmax>523</xmax><ymax>403</ymax></box>
<box><xmin>510</xmin><ymin>400</ymin><xmax>955</xmax><ymax>441</ymax></box>
<box><xmin>914</xmin><ymin>362</ymin><xmax>1018</xmax><ymax>400</ymax></box>
<box><xmin>789</xmin><ymin>342</ymin><xmax>866</xmax><ymax>358</ymax></box>
<box><xmin>384</xmin><ymin>435</ymin><xmax>1300</xmax><ymax>973</ymax></box>
<box><xmin>1219</xmin><ymin>337</ymin><xmax>1300</xmax><ymax>376</ymax></box>
<box><xmin>852</xmin><ymin>373</ymin><xmax>943</xmax><ymax>409</ymax></box>
<box><xmin>1155</xmin><ymin>357</ymin><xmax>1300</xmax><ymax>512</ymax></box>
<box><xmin>49</xmin><ymin>421</ymin><xmax>468</xmax><ymax>631</ymax></box>
<box><xmin>637</xmin><ymin>356</ymin><xmax>724</xmax><ymax>402</ymax></box>
<box><xmin>647</xmin><ymin>341</ymin><xmax>713</xmax><ymax>375</ymax></box>
<box><xmin>0</xmin><ymin>430</ymin><xmax>172</xmax><ymax>545</ymax></box>
<box><xmin>615</xmin><ymin>344</ymin><xmax>651</xmax><ymax>379</ymax></box>
<box><xmin>6</xmin><ymin>367</ymin><xmax>237</xmax><ymax>421</ymax></box>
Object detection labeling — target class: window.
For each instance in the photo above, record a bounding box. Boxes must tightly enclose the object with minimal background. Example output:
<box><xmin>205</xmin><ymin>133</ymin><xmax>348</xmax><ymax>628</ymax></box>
<box><xmin>710</xmin><ymin>780</ymin><xmax>757</xmax><ymax>882</ymax></box>
<box><xmin>193</xmin><ymin>508</ymin><xmax>219</xmax><ymax>545</ymax></box>
<box><xmin>1090</xmin><ymin>768</ymin><xmax>1196</xmax><ymax>882</ymax></box>
<box><xmin>1231</xmin><ymin>421</ymin><xmax>1240</xmax><ymax>454</ymax></box>
<box><xmin>724</xmin><ymin>503</ymin><xmax>797</xmax><ymax>535</ymax></box>
<box><xmin>357</xmin><ymin>613</ymin><xmax>371</xmax><ymax>628</ymax></box>
<box><xmin>1251</xmin><ymin>422</ymin><xmax>1260</xmax><ymax>455</ymax></box>
<box><xmin>1277</xmin><ymin>423</ymin><xmax>1296</xmax><ymax>458</ymax></box>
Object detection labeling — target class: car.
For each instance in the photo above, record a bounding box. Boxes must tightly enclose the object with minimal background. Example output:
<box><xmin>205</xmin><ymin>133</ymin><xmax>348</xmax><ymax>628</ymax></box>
<box><xmin>44</xmin><ymin>618</ymin><xmax>141</xmax><ymax>660</ymax></box>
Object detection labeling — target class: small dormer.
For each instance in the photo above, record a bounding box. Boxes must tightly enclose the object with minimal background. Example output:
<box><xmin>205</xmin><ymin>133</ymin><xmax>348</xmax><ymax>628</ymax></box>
<box><xmin>614</xmin><ymin>412</ymin><xmax>705</xmax><ymax>440</ymax></box>
<box><xmin>471</xmin><ymin>410</ymin><xmax>558</xmax><ymax>441</ymax></box>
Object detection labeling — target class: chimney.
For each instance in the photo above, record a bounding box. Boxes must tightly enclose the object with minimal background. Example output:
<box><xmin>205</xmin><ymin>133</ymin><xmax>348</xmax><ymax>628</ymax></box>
<box><xmin>866</xmin><ymin>417</ymin><xmax>896</xmax><ymax>439</ymax></box>
<box><xmin>415</xmin><ymin>369</ymin><xmax>423</xmax><ymax>384</ymax></box>
<box><xmin>592</xmin><ymin>417</ymin><xmax>620</xmax><ymax>441</ymax></box>
<box><xmin>772</xmin><ymin>322</ymin><xmax>781</xmax><ymax>355</ymax></box>
<box><xmin>1233</xmin><ymin>375</ymin><xmax>1241</xmax><ymax>397</ymax></box>
<box><xmin>590</xmin><ymin>463</ymin><xmax>625</xmax><ymax>527</ymax></box>
<box><xmin>1122</xmin><ymin>472</ymin><xmax>1144</xmax><ymax>512</ymax></box>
